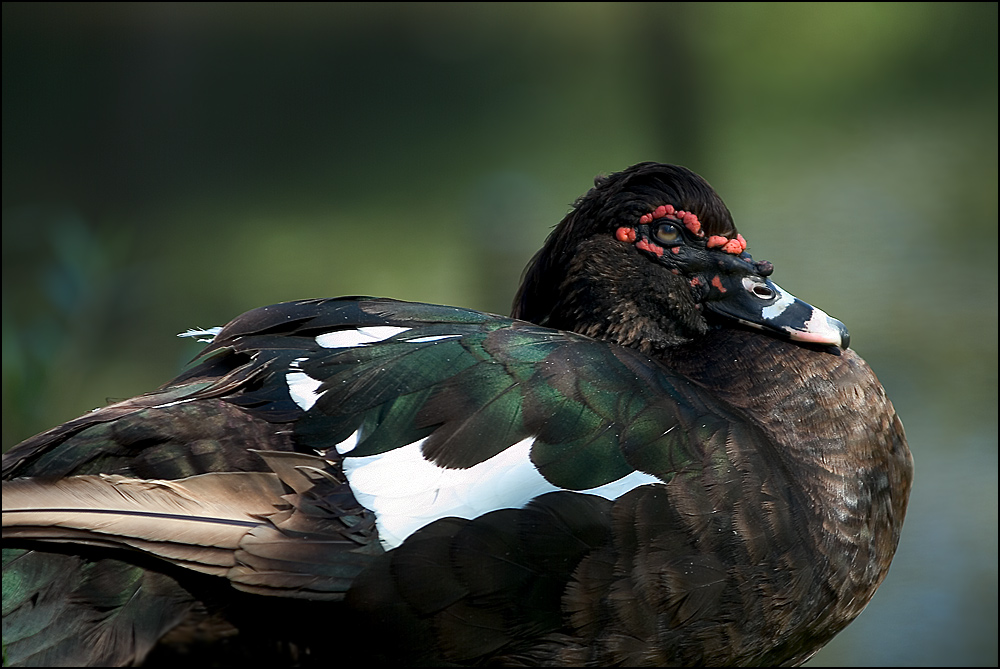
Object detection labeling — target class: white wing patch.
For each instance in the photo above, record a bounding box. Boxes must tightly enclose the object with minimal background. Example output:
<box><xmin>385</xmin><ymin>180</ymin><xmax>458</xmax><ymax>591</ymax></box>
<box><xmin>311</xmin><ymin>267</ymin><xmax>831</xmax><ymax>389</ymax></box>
<box><xmin>151</xmin><ymin>397</ymin><xmax>199</xmax><ymax>409</ymax></box>
<box><xmin>177</xmin><ymin>326</ymin><xmax>223</xmax><ymax>343</ymax></box>
<box><xmin>333</xmin><ymin>428</ymin><xmax>361</xmax><ymax>455</ymax></box>
<box><xmin>342</xmin><ymin>436</ymin><xmax>663</xmax><ymax>549</ymax></box>
<box><xmin>406</xmin><ymin>334</ymin><xmax>464</xmax><ymax>343</ymax></box>
<box><xmin>286</xmin><ymin>357</ymin><xmax>325</xmax><ymax>411</ymax></box>
<box><xmin>316</xmin><ymin>326</ymin><xmax>411</xmax><ymax>349</ymax></box>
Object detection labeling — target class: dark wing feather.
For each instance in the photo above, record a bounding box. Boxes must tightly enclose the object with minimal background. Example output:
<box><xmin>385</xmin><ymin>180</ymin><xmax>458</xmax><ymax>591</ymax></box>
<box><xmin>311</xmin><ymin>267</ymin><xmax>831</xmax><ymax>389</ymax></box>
<box><xmin>346</xmin><ymin>491</ymin><xmax>614</xmax><ymax>665</ymax></box>
<box><xmin>188</xmin><ymin>299</ymin><xmax>732</xmax><ymax>493</ymax></box>
<box><xmin>2</xmin><ymin>547</ymin><xmax>197</xmax><ymax>667</ymax></box>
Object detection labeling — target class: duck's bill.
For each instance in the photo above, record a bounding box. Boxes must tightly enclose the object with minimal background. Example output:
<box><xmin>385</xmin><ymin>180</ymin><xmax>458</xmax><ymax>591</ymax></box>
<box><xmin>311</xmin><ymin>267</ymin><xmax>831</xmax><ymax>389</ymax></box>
<box><xmin>706</xmin><ymin>277</ymin><xmax>850</xmax><ymax>350</ymax></box>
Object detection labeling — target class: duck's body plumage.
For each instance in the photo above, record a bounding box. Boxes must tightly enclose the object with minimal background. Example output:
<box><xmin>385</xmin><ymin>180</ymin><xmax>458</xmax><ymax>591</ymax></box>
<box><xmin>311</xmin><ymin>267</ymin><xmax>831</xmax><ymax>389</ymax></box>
<box><xmin>1</xmin><ymin>163</ymin><xmax>912</xmax><ymax>666</ymax></box>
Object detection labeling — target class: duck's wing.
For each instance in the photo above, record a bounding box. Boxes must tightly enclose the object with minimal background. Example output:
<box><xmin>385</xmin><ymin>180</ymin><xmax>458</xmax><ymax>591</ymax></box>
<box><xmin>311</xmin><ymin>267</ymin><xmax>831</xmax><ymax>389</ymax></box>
<box><xmin>2</xmin><ymin>297</ymin><xmax>800</xmax><ymax>665</ymax></box>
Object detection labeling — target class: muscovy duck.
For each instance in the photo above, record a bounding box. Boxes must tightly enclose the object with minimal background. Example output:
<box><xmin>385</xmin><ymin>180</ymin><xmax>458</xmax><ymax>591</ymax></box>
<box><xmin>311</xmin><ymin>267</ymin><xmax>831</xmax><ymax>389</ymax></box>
<box><xmin>2</xmin><ymin>163</ymin><xmax>912</xmax><ymax>667</ymax></box>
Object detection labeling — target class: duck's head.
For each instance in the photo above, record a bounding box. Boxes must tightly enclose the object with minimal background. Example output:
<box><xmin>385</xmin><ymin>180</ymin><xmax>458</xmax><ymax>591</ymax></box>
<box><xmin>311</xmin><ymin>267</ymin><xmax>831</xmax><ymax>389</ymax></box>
<box><xmin>512</xmin><ymin>162</ymin><xmax>849</xmax><ymax>353</ymax></box>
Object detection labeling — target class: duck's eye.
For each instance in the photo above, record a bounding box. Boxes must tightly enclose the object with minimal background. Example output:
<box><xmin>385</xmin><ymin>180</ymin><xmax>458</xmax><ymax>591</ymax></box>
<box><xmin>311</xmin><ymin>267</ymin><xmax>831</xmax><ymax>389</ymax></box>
<box><xmin>653</xmin><ymin>223</ymin><xmax>682</xmax><ymax>245</ymax></box>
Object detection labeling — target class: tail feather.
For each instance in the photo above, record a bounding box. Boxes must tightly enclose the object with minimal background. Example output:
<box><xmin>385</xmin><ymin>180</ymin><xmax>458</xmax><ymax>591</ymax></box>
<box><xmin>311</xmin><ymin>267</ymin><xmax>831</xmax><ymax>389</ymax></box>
<box><xmin>3</xmin><ymin>472</ymin><xmax>286</xmax><ymax>576</ymax></box>
<box><xmin>2</xmin><ymin>451</ymin><xmax>381</xmax><ymax>597</ymax></box>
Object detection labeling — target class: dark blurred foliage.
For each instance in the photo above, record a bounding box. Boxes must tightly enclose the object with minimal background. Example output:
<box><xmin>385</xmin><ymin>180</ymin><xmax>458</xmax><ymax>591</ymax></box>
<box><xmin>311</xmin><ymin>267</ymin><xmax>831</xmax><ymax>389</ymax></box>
<box><xmin>2</xmin><ymin>3</ymin><xmax>996</xmax><ymax>666</ymax></box>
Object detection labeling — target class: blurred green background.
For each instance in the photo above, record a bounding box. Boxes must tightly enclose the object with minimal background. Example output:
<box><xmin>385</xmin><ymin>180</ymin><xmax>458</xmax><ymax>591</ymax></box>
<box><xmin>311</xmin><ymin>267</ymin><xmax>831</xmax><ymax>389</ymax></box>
<box><xmin>2</xmin><ymin>3</ymin><xmax>996</xmax><ymax>666</ymax></box>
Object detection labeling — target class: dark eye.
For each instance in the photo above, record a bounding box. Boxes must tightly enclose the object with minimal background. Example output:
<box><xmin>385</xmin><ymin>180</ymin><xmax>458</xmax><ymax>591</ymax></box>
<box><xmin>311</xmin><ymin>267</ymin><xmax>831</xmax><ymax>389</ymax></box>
<box><xmin>653</xmin><ymin>223</ymin><xmax>682</xmax><ymax>245</ymax></box>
